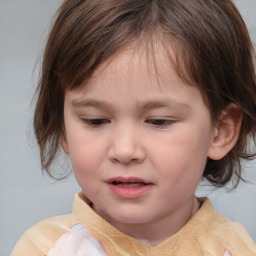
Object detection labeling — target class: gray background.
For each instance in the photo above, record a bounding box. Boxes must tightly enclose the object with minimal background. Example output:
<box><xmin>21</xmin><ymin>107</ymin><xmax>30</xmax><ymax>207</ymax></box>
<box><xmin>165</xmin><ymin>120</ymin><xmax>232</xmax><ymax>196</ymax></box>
<box><xmin>0</xmin><ymin>0</ymin><xmax>256</xmax><ymax>255</ymax></box>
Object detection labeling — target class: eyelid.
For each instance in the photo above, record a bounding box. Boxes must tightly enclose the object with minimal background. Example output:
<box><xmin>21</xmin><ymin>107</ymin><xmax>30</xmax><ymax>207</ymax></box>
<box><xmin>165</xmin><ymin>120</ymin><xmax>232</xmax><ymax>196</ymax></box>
<box><xmin>145</xmin><ymin>118</ymin><xmax>174</xmax><ymax>128</ymax></box>
<box><xmin>81</xmin><ymin>118</ymin><xmax>111</xmax><ymax>127</ymax></box>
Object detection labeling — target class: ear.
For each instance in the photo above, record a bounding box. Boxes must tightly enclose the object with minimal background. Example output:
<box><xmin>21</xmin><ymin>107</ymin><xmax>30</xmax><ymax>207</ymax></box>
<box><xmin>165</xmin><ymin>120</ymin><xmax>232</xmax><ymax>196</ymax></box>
<box><xmin>207</xmin><ymin>104</ymin><xmax>243</xmax><ymax>160</ymax></box>
<box><xmin>60</xmin><ymin>134</ymin><xmax>70</xmax><ymax>154</ymax></box>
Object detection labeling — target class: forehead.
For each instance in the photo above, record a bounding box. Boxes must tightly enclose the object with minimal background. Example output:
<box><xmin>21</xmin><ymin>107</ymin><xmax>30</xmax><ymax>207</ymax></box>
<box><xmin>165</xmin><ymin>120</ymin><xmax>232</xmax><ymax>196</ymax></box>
<box><xmin>65</xmin><ymin>40</ymin><xmax>209</xmax><ymax>115</ymax></box>
<box><xmin>89</xmin><ymin>39</ymin><xmax>190</xmax><ymax>90</ymax></box>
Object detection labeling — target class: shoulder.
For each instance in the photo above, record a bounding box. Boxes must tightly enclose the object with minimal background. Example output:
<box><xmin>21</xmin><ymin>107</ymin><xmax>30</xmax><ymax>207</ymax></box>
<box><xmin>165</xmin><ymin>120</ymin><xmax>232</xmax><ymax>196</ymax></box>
<box><xmin>194</xmin><ymin>198</ymin><xmax>256</xmax><ymax>256</ymax></box>
<box><xmin>11</xmin><ymin>214</ymin><xmax>76</xmax><ymax>256</ymax></box>
<box><xmin>11</xmin><ymin>214</ymin><xmax>108</xmax><ymax>256</ymax></box>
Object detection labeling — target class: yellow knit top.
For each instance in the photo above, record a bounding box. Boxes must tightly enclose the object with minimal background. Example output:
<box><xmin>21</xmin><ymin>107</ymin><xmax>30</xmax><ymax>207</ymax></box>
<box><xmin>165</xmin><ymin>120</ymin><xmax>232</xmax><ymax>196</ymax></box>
<box><xmin>12</xmin><ymin>192</ymin><xmax>256</xmax><ymax>256</ymax></box>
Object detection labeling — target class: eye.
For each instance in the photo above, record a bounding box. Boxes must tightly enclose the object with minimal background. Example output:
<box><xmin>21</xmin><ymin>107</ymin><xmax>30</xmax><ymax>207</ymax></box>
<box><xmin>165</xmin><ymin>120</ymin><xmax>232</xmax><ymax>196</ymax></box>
<box><xmin>146</xmin><ymin>119</ymin><xmax>173</xmax><ymax>127</ymax></box>
<box><xmin>82</xmin><ymin>118</ymin><xmax>110</xmax><ymax>127</ymax></box>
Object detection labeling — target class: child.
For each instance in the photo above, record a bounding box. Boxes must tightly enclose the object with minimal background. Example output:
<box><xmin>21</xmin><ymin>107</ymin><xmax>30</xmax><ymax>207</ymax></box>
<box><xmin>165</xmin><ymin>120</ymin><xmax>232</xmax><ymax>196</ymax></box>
<box><xmin>12</xmin><ymin>0</ymin><xmax>256</xmax><ymax>255</ymax></box>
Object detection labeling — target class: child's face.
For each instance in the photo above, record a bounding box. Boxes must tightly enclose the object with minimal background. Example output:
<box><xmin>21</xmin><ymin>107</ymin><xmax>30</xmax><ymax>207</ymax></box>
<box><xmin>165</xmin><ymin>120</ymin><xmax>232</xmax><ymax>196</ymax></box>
<box><xmin>62</xmin><ymin>44</ymin><xmax>216</xmax><ymax>228</ymax></box>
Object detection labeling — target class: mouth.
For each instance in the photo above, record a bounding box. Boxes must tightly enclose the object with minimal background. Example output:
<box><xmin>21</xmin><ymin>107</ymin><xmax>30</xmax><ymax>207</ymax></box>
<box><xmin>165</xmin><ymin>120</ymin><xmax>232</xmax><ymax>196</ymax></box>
<box><xmin>111</xmin><ymin>181</ymin><xmax>148</xmax><ymax>187</ymax></box>
<box><xmin>106</xmin><ymin>177</ymin><xmax>153</xmax><ymax>198</ymax></box>
<box><xmin>107</xmin><ymin>177</ymin><xmax>152</xmax><ymax>187</ymax></box>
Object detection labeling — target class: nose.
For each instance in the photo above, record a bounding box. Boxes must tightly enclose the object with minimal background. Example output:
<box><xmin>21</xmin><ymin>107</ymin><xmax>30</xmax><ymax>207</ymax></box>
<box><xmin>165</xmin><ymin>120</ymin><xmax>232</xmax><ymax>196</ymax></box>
<box><xmin>108</xmin><ymin>126</ymin><xmax>146</xmax><ymax>165</ymax></box>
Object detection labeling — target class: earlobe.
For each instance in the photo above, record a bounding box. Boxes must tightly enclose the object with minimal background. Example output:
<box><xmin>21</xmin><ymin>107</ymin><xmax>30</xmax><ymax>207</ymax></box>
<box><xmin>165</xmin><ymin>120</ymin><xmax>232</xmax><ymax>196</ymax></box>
<box><xmin>60</xmin><ymin>134</ymin><xmax>70</xmax><ymax>154</ymax></box>
<box><xmin>207</xmin><ymin>104</ymin><xmax>243</xmax><ymax>160</ymax></box>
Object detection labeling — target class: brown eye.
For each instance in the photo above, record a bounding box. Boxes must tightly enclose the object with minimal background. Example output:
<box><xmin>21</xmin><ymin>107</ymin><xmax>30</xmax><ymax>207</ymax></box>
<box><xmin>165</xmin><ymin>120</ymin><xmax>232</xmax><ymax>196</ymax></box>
<box><xmin>82</xmin><ymin>119</ymin><xmax>110</xmax><ymax>127</ymax></box>
<box><xmin>146</xmin><ymin>119</ymin><xmax>173</xmax><ymax>127</ymax></box>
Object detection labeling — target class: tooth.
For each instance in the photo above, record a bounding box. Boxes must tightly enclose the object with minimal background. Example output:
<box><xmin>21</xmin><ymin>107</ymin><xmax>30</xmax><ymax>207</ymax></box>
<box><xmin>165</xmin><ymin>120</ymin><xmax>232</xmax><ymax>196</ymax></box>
<box><xmin>117</xmin><ymin>183</ymin><xmax>145</xmax><ymax>187</ymax></box>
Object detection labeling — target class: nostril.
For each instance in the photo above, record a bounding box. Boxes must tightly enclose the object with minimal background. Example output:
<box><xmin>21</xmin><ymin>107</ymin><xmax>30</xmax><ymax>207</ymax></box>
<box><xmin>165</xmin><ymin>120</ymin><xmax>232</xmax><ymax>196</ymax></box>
<box><xmin>111</xmin><ymin>156</ymin><xmax>141</xmax><ymax>165</ymax></box>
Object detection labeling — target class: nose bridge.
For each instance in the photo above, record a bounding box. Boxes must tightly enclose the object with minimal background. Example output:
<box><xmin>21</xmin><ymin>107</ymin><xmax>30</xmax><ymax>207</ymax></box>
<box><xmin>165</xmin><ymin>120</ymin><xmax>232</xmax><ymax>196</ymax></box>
<box><xmin>108</xmin><ymin>121</ymin><xmax>145</xmax><ymax>164</ymax></box>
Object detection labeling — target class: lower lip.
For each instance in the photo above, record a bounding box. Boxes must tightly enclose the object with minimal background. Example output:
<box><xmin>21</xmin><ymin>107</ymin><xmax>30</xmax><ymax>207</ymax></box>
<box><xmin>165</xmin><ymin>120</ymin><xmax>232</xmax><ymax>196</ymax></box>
<box><xmin>108</xmin><ymin>183</ymin><xmax>153</xmax><ymax>199</ymax></box>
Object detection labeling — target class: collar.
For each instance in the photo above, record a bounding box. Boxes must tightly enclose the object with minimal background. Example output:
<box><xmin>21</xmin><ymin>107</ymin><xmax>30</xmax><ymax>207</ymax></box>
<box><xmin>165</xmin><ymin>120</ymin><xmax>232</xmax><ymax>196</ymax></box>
<box><xmin>72</xmin><ymin>192</ymin><xmax>214</xmax><ymax>255</ymax></box>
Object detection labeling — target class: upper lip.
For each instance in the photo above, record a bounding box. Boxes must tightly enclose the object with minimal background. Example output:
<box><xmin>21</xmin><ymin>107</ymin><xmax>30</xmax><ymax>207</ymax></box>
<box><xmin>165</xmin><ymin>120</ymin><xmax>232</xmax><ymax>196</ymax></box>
<box><xmin>106</xmin><ymin>176</ymin><xmax>153</xmax><ymax>184</ymax></box>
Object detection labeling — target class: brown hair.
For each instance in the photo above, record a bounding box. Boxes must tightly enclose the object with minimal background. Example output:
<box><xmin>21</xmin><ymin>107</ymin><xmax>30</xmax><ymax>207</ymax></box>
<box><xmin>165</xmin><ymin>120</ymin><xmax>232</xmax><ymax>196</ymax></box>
<box><xmin>34</xmin><ymin>0</ymin><xmax>256</xmax><ymax>188</ymax></box>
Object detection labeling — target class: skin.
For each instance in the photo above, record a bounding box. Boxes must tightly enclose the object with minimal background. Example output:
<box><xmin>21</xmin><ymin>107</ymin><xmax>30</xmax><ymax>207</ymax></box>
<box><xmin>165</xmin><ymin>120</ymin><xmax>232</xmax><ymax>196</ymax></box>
<box><xmin>61</xmin><ymin>42</ymin><xmax>240</xmax><ymax>246</ymax></box>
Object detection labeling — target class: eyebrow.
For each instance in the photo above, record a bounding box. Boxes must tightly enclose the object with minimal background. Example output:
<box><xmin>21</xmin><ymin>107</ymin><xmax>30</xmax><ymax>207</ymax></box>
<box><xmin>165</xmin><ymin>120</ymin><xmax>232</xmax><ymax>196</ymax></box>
<box><xmin>71</xmin><ymin>98</ymin><xmax>191</xmax><ymax>112</ymax></box>
<box><xmin>71</xmin><ymin>98</ymin><xmax>116</xmax><ymax>111</ymax></box>
<box><xmin>138</xmin><ymin>100</ymin><xmax>191</xmax><ymax>112</ymax></box>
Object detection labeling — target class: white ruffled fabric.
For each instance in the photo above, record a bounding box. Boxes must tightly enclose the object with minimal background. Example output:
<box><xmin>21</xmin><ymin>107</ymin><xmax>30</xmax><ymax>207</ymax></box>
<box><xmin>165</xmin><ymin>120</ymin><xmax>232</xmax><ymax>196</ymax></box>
<box><xmin>223</xmin><ymin>249</ymin><xmax>232</xmax><ymax>256</ymax></box>
<box><xmin>47</xmin><ymin>223</ymin><xmax>107</xmax><ymax>256</ymax></box>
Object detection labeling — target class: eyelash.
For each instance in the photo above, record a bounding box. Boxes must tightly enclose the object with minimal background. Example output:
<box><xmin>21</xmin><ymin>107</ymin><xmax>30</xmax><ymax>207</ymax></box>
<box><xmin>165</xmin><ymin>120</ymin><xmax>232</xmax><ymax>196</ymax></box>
<box><xmin>145</xmin><ymin>119</ymin><xmax>173</xmax><ymax>128</ymax></box>
<box><xmin>81</xmin><ymin>118</ymin><xmax>173</xmax><ymax>128</ymax></box>
<box><xmin>82</xmin><ymin>118</ymin><xmax>110</xmax><ymax>127</ymax></box>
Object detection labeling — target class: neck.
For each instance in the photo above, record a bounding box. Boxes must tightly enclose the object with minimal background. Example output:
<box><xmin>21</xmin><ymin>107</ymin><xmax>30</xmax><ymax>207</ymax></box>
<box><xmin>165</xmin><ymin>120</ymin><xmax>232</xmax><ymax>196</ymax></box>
<box><xmin>93</xmin><ymin>197</ymin><xmax>200</xmax><ymax>247</ymax></box>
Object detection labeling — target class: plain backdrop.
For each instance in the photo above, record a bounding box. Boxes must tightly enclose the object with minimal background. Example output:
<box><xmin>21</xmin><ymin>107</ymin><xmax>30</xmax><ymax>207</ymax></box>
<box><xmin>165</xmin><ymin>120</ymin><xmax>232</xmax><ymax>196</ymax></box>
<box><xmin>0</xmin><ymin>0</ymin><xmax>256</xmax><ymax>255</ymax></box>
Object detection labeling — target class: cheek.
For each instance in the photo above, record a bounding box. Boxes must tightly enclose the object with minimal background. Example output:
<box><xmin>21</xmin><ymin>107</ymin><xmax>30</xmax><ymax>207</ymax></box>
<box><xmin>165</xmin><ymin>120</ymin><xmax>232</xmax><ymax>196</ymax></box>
<box><xmin>150</xmin><ymin>131</ymin><xmax>210</xmax><ymax>187</ymax></box>
<box><xmin>69</xmin><ymin>144</ymin><xmax>103</xmax><ymax>193</ymax></box>
<box><xmin>66</xmin><ymin>134</ymin><xmax>107</xmax><ymax>179</ymax></box>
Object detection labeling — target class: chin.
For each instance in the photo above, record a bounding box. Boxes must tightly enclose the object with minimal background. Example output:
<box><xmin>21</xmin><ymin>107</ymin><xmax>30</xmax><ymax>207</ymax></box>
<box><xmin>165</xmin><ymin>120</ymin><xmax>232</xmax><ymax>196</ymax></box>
<box><xmin>110</xmin><ymin>210</ymin><xmax>155</xmax><ymax>225</ymax></box>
